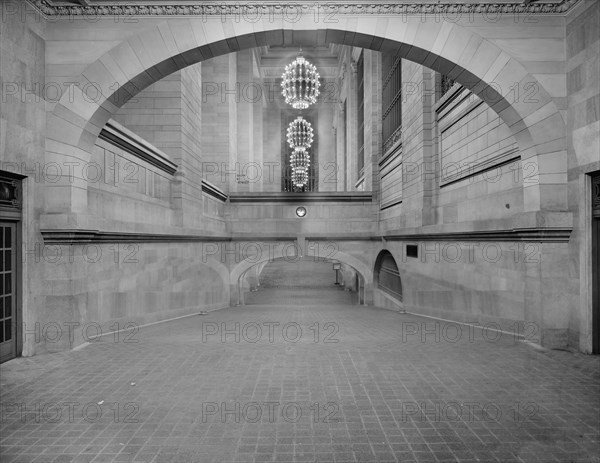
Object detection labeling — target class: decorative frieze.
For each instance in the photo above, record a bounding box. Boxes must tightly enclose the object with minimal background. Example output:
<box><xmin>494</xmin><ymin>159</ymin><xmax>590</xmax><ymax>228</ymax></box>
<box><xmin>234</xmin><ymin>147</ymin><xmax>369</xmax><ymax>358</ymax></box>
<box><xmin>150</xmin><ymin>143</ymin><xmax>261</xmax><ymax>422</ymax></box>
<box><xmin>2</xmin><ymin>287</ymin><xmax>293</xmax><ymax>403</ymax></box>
<box><xmin>28</xmin><ymin>0</ymin><xmax>580</xmax><ymax>17</ymax></box>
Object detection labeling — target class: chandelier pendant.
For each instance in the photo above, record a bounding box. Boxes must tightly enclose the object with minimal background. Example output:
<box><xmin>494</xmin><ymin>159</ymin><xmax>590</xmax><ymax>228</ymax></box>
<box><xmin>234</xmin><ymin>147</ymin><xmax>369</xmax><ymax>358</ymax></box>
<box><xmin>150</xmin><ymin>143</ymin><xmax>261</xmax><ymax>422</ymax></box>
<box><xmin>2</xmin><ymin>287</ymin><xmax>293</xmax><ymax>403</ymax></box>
<box><xmin>286</xmin><ymin>116</ymin><xmax>314</xmax><ymax>151</ymax></box>
<box><xmin>281</xmin><ymin>52</ymin><xmax>320</xmax><ymax>109</ymax></box>
<box><xmin>286</xmin><ymin>117</ymin><xmax>314</xmax><ymax>188</ymax></box>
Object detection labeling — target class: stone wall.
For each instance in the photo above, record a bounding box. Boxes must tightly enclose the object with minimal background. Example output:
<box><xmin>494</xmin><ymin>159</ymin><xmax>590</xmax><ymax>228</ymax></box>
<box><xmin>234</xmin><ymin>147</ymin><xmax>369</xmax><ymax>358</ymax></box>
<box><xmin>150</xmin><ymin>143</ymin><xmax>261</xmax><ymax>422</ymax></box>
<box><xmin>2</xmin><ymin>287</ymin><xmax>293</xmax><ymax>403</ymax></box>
<box><xmin>32</xmin><ymin>242</ymin><xmax>229</xmax><ymax>354</ymax></box>
<box><xmin>566</xmin><ymin>0</ymin><xmax>600</xmax><ymax>352</ymax></box>
<box><xmin>434</xmin><ymin>85</ymin><xmax>524</xmax><ymax>226</ymax></box>
<box><xmin>376</xmin><ymin>60</ymin><xmax>574</xmax><ymax>348</ymax></box>
<box><xmin>379</xmin><ymin>240</ymin><xmax>551</xmax><ymax>340</ymax></box>
<box><xmin>379</xmin><ymin>60</ymin><xmax>435</xmax><ymax>230</ymax></box>
<box><xmin>200</xmin><ymin>55</ymin><xmax>235</xmax><ymax>193</ymax></box>
<box><xmin>114</xmin><ymin>63</ymin><xmax>210</xmax><ymax>230</ymax></box>
<box><xmin>227</xmin><ymin>196</ymin><xmax>376</xmax><ymax>236</ymax></box>
<box><xmin>379</xmin><ymin>59</ymin><xmax>528</xmax><ymax>230</ymax></box>
<box><xmin>89</xmin><ymin>136</ymin><xmax>173</xmax><ymax>228</ymax></box>
<box><xmin>0</xmin><ymin>8</ymin><xmax>46</xmax><ymax>357</ymax></box>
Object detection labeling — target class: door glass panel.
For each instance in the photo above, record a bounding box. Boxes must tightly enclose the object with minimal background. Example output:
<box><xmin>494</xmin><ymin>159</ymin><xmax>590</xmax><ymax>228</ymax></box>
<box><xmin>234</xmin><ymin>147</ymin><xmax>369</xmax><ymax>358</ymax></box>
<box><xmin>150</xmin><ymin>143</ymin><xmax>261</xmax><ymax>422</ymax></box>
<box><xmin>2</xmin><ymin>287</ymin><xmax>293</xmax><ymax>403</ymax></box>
<box><xmin>0</xmin><ymin>223</ymin><xmax>16</xmax><ymax>360</ymax></box>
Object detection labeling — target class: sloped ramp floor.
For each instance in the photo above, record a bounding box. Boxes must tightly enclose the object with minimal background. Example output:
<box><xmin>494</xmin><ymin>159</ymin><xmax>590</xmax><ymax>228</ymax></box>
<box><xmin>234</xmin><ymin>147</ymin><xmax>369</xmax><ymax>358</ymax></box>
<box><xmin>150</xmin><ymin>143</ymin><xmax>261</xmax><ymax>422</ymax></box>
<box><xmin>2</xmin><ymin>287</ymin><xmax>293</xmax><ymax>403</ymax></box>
<box><xmin>244</xmin><ymin>258</ymin><xmax>358</xmax><ymax>306</ymax></box>
<box><xmin>0</xmin><ymin>304</ymin><xmax>599</xmax><ymax>463</ymax></box>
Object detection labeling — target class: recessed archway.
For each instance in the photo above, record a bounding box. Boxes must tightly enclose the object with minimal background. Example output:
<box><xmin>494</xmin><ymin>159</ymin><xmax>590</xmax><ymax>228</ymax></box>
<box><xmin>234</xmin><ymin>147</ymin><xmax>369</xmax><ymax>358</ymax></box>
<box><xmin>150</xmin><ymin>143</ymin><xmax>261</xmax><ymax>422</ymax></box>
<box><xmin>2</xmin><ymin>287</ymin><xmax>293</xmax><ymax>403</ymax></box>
<box><xmin>45</xmin><ymin>18</ymin><xmax>567</xmax><ymax>226</ymax></box>
<box><xmin>374</xmin><ymin>250</ymin><xmax>403</xmax><ymax>303</ymax></box>
<box><xmin>230</xmin><ymin>246</ymin><xmax>373</xmax><ymax>306</ymax></box>
<box><xmin>238</xmin><ymin>257</ymin><xmax>361</xmax><ymax>306</ymax></box>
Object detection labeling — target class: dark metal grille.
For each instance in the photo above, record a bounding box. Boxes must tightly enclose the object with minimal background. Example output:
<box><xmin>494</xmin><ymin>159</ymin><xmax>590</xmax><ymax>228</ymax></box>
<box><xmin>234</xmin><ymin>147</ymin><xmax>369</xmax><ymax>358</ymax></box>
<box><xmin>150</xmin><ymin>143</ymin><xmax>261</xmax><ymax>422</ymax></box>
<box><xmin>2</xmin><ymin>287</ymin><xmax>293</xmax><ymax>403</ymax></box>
<box><xmin>593</xmin><ymin>174</ymin><xmax>600</xmax><ymax>211</ymax></box>
<box><xmin>382</xmin><ymin>53</ymin><xmax>402</xmax><ymax>155</ymax></box>
<box><xmin>357</xmin><ymin>54</ymin><xmax>365</xmax><ymax>177</ymax></box>
<box><xmin>440</xmin><ymin>74</ymin><xmax>456</xmax><ymax>98</ymax></box>
<box><xmin>375</xmin><ymin>251</ymin><xmax>403</xmax><ymax>301</ymax></box>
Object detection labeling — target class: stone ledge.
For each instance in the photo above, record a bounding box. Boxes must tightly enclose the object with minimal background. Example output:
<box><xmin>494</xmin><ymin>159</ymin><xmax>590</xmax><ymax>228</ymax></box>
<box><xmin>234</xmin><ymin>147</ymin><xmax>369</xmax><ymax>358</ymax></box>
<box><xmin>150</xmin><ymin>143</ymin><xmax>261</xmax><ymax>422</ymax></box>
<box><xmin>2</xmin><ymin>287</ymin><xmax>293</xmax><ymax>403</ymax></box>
<box><xmin>40</xmin><ymin>226</ymin><xmax>573</xmax><ymax>245</ymax></box>
<box><xmin>40</xmin><ymin>229</ymin><xmax>232</xmax><ymax>244</ymax></box>
<box><xmin>229</xmin><ymin>192</ymin><xmax>373</xmax><ymax>203</ymax></box>
<box><xmin>201</xmin><ymin>180</ymin><xmax>228</xmax><ymax>202</ymax></box>
<box><xmin>382</xmin><ymin>227</ymin><xmax>572</xmax><ymax>243</ymax></box>
<box><xmin>99</xmin><ymin>119</ymin><xmax>178</xmax><ymax>176</ymax></box>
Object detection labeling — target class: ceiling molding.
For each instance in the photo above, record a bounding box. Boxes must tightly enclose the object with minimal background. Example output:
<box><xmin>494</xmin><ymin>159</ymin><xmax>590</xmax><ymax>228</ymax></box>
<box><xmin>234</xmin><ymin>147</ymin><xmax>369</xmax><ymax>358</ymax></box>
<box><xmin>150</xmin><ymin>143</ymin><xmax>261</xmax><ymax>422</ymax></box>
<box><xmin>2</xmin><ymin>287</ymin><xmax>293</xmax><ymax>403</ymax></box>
<box><xmin>28</xmin><ymin>0</ymin><xmax>581</xmax><ymax>18</ymax></box>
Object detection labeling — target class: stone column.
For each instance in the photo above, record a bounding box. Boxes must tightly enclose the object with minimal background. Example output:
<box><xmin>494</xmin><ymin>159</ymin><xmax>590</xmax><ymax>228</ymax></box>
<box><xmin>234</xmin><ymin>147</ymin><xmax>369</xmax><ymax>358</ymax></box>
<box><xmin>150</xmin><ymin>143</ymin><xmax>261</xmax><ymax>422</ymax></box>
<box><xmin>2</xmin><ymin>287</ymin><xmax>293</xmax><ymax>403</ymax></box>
<box><xmin>262</xmin><ymin>100</ymin><xmax>282</xmax><ymax>192</ymax></box>
<box><xmin>199</xmin><ymin>55</ymin><xmax>235</xmax><ymax>194</ymax></box>
<box><xmin>363</xmin><ymin>50</ymin><xmax>382</xmax><ymax>198</ymax></box>
<box><xmin>336</xmin><ymin>101</ymin><xmax>346</xmax><ymax>191</ymax></box>
<box><xmin>400</xmin><ymin>60</ymin><xmax>437</xmax><ymax>228</ymax></box>
<box><xmin>236</xmin><ymin>50</ymin><xmax>253</xmax><ymax>193</ymax></box>
<box><xmin>228</xmin><ymin>53</ymin><xmax>238</xmax><ymax>192</ymax></box>
<box><xmin>251</xmin><ymin>77</ymin><xmax>264</xmax><ymax>192</ymax></box>
<box><xmin>245</xmin><ymin>264</ymin><xmax>261</xmax><ymax>291</ymax></box>
<box><xmin>364</xmin><ymin>282</ymin><xmax>374</xmax><ymax>306</ymax></box>
<box><xmin>317</xmin><ymin>101</ymin><xmax>336</xmax><ymax>192</ymax></box>
<box><xmin>346</xmin><ymin>58</ymin><xmax>359</xmax><ymax>190</ymax></box>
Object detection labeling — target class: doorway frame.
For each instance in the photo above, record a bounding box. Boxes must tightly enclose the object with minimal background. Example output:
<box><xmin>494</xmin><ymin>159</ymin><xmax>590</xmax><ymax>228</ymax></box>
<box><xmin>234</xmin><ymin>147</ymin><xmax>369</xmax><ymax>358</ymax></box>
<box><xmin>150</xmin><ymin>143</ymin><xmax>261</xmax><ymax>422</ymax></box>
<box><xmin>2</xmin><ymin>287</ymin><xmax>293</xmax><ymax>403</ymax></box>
<box><xmin>0</xmin><ymin>171</ymin><xmax>23</xmax><ymax>363</ymax></box>
<box><xmin>580</xmin><ymin>170</ymin><xmax>600</xmax><ymax>354</ymax></box>
<box><xmin>590</xmin><ymin>172</ymin><xmax>600</xmax><ymax>353</ymax></box>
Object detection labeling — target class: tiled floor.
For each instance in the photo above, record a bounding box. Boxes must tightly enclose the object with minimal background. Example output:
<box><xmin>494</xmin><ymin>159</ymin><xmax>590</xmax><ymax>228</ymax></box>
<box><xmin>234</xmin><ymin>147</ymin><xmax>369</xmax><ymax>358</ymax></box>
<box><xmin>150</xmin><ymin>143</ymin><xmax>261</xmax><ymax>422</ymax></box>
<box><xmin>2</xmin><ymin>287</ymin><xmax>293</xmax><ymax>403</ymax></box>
<box><xmin>1</xmin><ymin>300</ymin><xmax>599</xmax><ymax>462</ymax></box>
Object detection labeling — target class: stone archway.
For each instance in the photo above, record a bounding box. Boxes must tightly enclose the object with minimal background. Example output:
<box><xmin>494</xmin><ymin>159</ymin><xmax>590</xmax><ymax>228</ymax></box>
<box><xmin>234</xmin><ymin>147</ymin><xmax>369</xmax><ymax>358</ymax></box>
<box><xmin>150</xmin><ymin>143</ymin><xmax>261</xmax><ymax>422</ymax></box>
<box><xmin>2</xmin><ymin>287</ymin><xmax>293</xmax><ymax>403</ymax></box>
<box><xmin>44</xmin><ymin>18</ymin><xmax>567</xmax><ymax>232</ymax></box>
<box><xmin>230</xmin><ymin>246</ymin><xmax>374</xmax><ymax>306</ymax></box>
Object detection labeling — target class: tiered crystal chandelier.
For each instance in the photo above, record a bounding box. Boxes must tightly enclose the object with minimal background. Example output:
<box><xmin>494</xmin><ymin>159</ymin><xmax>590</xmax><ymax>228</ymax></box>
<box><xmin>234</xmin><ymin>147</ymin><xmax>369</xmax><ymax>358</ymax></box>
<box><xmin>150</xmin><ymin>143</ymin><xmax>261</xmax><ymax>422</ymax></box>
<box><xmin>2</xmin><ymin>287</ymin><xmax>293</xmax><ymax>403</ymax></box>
<box><xmin>290</xmin><ymin>149</ymin><xmax>311</xmax><ymax>188</ymax></box>
<box><xmin>287</xmin><ymin>117</ymin><xmax>314</xmax><ymax>188</ymax></box>
<box><xmin>281</xmin><ymin>52</ymin><xmax>321</xmax><ymax>110</ymax></box>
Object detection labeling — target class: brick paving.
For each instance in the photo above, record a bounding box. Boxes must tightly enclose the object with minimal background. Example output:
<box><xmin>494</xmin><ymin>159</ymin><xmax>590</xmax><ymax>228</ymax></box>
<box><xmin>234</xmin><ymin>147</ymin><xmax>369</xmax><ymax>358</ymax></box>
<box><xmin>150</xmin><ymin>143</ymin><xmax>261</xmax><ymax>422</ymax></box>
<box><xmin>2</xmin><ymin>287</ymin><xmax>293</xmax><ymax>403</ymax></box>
<box><xmin>1</xmin><ymin>298</ymin><xmax>599</xmax><ymax>462</ymax></box>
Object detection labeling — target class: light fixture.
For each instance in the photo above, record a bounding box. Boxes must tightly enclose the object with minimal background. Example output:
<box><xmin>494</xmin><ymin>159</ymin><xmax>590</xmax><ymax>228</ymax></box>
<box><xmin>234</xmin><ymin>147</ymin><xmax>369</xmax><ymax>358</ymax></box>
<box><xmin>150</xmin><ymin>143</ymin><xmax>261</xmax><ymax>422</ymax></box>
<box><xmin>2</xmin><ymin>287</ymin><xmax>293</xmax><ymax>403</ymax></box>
<box><xmin>286</xmin><ymin>117</ymin><xmax>314</xmax><ymax>151</ymax></box>
<box><xmin>296</xmin><ymin>206</ymin><xmax>307</xmax><ymax>218</ymax></box>
<box><xmin>290</xmin><ymin>148</ymin><xmax>310</xmax><ymax>187</ymax></box>
<box><xmin>291</xmin><ymin>166</ymin><xmax>309</xmax><ymax>188</ymax></box>
<box><xmin>281</xmin><ymin>51</ymin><xmax>320</xmax><ymax>109</ymax></box>
<box><xmin>287</xmin><ymin>117</ymin><xmax>313</xmax><ymax>189</ymax></box>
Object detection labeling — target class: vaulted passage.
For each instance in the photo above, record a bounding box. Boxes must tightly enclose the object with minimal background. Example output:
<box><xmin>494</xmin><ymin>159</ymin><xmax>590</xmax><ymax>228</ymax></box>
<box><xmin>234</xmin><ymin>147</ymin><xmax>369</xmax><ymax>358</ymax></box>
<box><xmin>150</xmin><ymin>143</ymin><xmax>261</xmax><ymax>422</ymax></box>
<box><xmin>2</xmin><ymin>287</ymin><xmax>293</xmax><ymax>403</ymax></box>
<box><xmin>244</xmin><ymin>258</ymin><xmax>358</xmax><ymax>306</ymax></box>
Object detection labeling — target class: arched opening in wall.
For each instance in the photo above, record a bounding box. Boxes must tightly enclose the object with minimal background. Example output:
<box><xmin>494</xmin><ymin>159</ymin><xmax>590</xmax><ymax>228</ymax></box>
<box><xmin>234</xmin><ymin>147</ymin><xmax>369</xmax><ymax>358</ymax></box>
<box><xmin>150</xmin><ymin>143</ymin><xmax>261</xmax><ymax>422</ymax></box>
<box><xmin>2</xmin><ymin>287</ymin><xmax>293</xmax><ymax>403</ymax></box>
<box><xmin>240</xmin><ymin>256</ymin><xmax>360</xmax><ymax>307</ymax></box>
<box><xmin>46</xmin><ymin>23</ymin><xmax>566</xmax><ymax>227</ymax></box>
<box><xmin>38</xmin><ymin>19</ymin><xmax>569</xmax><ymax>354</ymax></box>
<box><xmin>374</xmin><ymin>250</ymin><xmax>403</xmax><ymax>310</ymax></box>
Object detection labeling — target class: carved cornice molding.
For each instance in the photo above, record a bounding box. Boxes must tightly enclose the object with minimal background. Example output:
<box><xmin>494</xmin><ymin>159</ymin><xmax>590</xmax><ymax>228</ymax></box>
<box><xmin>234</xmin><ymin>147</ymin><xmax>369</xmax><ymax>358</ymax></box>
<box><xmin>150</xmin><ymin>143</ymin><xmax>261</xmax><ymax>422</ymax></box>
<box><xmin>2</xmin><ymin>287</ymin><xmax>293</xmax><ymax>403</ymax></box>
<box><xmin>40</xmin><ymin>226</ymin><xmax>572</xmax><ymax>244</ymax></box>
<box><xmin>99</xmin><ymin>120</ymin><xmax>177</xmax><ymax>176</ymax></box>
<box><xmin>201</xmin><ymin>180</ymin><xmax>228</xmax><ymax>202</ymax></box>
<box><xmin>28</xmin><ymin>1</ymin><xmax>580</xmax><ymax>18</ymax></box>
<box><xmin>40</xmin><ymin>229</ymin><xmax>233</xmax><ymax>244</ymax></box>
<box><xmin>382</xmin><ymin>228</ymin><xmax>573</xmax><ymax>243</ymax></box>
